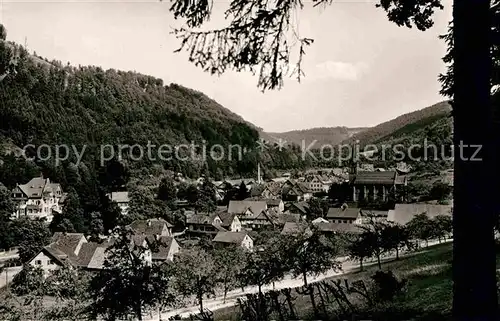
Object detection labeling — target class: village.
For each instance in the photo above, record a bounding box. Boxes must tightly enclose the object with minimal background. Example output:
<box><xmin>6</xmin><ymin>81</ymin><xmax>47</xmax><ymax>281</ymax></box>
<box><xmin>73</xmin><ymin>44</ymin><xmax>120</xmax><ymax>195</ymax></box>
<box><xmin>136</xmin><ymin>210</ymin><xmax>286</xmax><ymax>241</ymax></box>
<box><xmin>0</xmin><ymin>157</ymin><xmax>455</xmax><ymax>320</ymax></box>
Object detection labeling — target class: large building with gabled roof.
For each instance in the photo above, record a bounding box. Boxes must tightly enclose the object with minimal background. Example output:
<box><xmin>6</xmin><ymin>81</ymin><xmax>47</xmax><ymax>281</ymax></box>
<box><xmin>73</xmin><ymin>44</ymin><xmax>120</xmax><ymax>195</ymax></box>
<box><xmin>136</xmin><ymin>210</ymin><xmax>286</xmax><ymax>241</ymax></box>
<box><xmin>349</xmin><ymin>170</ymin><xmax>407</xmax><ymax>202</ymax></box>
<box><xmin>11</xmin><ymin>177</ymin><xmax>64</xmax><ymax>222</ymax></box>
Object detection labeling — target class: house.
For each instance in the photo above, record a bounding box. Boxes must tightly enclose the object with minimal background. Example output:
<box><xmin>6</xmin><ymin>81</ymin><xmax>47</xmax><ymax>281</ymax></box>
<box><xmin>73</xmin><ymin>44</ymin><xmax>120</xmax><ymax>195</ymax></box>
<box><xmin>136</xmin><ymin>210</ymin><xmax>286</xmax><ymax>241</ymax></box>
<box><xmin>311</xmin><ymin>217</ymin><xmax>329</xmax><ymax>225</ymax></box>
<box><xmin>108</xmin><ymin>191</ymin><xmax>130</xmax><ymax>215</ymax></box>
<box><xmin>186</xmin><ymin>213</ymin><xmax>227</xmax><ymax>236</ymax></box>
<box><xmin>217</xmin><ymin>212</ymin><xmax>242</xmax><ymax>232</ymax></box>
<box><xmin>148</xmin><ymin>235</ymin><xmax>180</xmax><ymax>262</ymax></box>
<box><xmin>29</xmin><ymin>232</ymin><xmax>86</xmax><ymax>276</ymax></box>
<box><xmin>285</xmin><ymin>201</ymin><xmax>310</xmax><ymax>216</ymax></box>
<box><xmin>388</xmin><ymin>203</ymin><xmax>453</xmax><ymax>226</ymax></box>
<box><xmin>227</xmin><ymin>200</ymin><xmax>268</xmax><ymax>217</ymax></box>
<box><xmin>213</xmin><ymin>231</ymin><xmax>254</xmax><ymax>250</ymax></box>
<box><xmin>350</xmin><ymin>171</ymin><xmax>407</xmax><ymax>202</ymax></box>
<box><xmin>280</xmin><ymin>222</ymin><xmax>312</xmax><ymax>236</ymax></box>
<box><xmin>326</xmin><ymin>206</ymin><xmax>360</xmax><ymax>224</ymax></box>
<box><xmin>280</xmin><ymin>222</ymin><xmax>301</xmax><ymax>235</ymax></box>
<box><xmin>11</xmin><ymin>177</ymin><xmax>64</xmax><ymax>222</ymax></box>
<box><xmin>28</xmin><ymin>232</ymin><xmax>115</xmax><ymax>275</ymax></box>
<box><xmin>282</xmin><ymin>181</ymin><xmax>313</xmax><ymax>202</ymax></box>
<box><xmin>244</xmin><ymin>210</ymin><xmax>275</xmax><ymax>230</ymax></box>
<box><xmin>314</xmin><ymin>222</ymin><xmax>363</xmax><ymax>235</ymax></box>
<box><xmin>265</xmin><ymin>199</ymin><xmax>284</xmax><ymax>213</ymax></box>
<box><xmin>261</xmin><ymin>182</ymin><xmax>282</xmax><ymax>199</ymax></box>
<box><xmin>128</xmin><ymin>218</ymin><xmax>173</xmax><ymax>237</ymax></box>
<box><xmin>356</xmin><ymin>209</ymin><xmax>389</xmax><ymax>225</ymax></box>
<box><xmin>246</xmin><ymin>197</ymin><xmax>285</xmax><ymax>213</ymax></box>
<box><xmin>306</xmin><ymin>175</ymin><xmax>333</xmax><ymax>193</ymax></box>
<box><xmin>273</xmin><ymin>212</ymin><xmax>301</xmax><ymax>226</ymax></box>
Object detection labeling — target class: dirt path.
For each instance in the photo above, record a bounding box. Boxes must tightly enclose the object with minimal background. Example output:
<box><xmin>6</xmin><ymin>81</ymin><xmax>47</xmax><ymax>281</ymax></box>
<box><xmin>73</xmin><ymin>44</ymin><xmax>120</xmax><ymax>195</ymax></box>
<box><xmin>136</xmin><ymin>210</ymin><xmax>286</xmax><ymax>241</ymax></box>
<box><xmin>145</xmin><ymin>238</ymin><xmax>451</xmax><ymax>321</ymax></box>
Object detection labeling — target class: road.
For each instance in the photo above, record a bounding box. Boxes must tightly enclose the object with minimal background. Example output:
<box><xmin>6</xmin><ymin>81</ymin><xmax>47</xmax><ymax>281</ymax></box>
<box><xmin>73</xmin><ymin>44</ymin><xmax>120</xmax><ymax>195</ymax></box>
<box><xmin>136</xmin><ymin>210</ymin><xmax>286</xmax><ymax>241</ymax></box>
<box><xmin>145</xmin><ymin>238</ymin><xmax>451</xmax><ymax>321</ymax></box>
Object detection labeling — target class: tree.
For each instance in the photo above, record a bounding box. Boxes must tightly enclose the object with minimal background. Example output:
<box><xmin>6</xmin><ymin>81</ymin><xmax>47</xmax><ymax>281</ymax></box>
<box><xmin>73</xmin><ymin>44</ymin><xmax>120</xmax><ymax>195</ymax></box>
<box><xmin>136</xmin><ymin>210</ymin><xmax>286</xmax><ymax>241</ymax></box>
<box><xmin>157</xmin><ymin>177</ymin><xmax>177</xmax><ymax>203</ymax></box>
<box><xmin>59</xmin><ymin>189</ymin><xmax>86</xmax><ymax>233</ymax></box>
<box><xmin>307</xmin><ymin>198</ymin><xmax>329</xmax><ymax>220</ymax></box>
<box><xmin>347</xmin><ymin>234</ymin><xmax>374</xmax><ymax>271</ymax></box>
<box><xmin>235</xmin><ymin>181</ymin><xmax>250</xmax><ymax>200</ymax></box>
<box><xmin>45</xmin><ymin>266</ymin><xmax>90</xmax><ymax>301</ymax></box>
<box><xmin>128</xmin><ymin>186</ymin><xmax>168</xmax><ymax>220</ymax></box>
<box><xmin>407</xmin><ymin>213</ymin><xmax>433</xmax><ymax>247</ymax></box>
<box><xmin>10</xmin><ymin>264</ymin><xmax>45</xmax><ymax>296</ymax></box>
<box><xmin>213</xmin><ymin>246</ymin><xmax>246</xmax><ymax>303</ymax></box>
<box><xmin>432</xmin><ymin>215</ymin><xmax>453</xmax><ymax>242</ymax></box>
<box><xmin>170</xmin><ymin>0</ymin><xmax>500</xmax><ymax>317</ymax></box>
<box><xmin>99</xmin><ymin>195</ymin><xmax>122</xmax><ymax>233</ymax></box>
<box><xmin>88</xmin><ymin>211</ymin><xmax>104</xmax><ymax>241</ymax></box>
<box><xmin>380</xmin><ymin>223</ymin><xmax>410</xmax><ymax>260</ymax></box>
<box><xmin>0</xmin><ymin>182</ymin><xmax>15</xmax><ymax>221</ymax></box>
<box><xmin>90</xmin><ymin>227</ymin><xmax>175</xmax><ymax>321</ymax></box>
<box><xmin>427</xmin><ymin>181</ymin><xmax>452</xmax><ymax>201</ymax></box>
<box><xmin>11</xmin><ymin>218</ymin><xmax>51</xmax><ymax>263</ymax></box>
<box><xmin>281</xmin><ymin>224</ymin><xmax>340</xmax><ymax>287</ymax></box>
<box><xmin>0</xmin><ymin>24</ymin><xmax>6</xmax><ymax>41</ymax></box>
<box><xmin>359</xmin><ymin>217</ymin><xmax>388</xmax><ymax>269</ymax></box>
<box><xmin>172</xmin><ymin>247</ymin><xmax>217</xmax><ymax>312</ymax></box>
<box><xmin>241</xmin><ymin>237</ymin><xmax>288</xmax><ymax>296</ymax></box>
<box><xmin>195</xmin><ymin>181</ymin><xmax>217</xmax><ymax>213</ymax></box>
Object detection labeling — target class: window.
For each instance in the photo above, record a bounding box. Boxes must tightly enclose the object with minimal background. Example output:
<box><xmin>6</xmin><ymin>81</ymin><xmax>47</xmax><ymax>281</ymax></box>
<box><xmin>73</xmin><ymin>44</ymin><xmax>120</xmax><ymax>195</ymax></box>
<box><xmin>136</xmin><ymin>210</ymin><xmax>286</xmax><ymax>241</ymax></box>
<box><xmin>48</xmin><ymin>260</ymin><xmax>54</xmax><ymax>265</ymax></box>
<box><xmin>35</xmin><ymin>260</ymin><xmax>42</xmax><ymax>265</ymax></box>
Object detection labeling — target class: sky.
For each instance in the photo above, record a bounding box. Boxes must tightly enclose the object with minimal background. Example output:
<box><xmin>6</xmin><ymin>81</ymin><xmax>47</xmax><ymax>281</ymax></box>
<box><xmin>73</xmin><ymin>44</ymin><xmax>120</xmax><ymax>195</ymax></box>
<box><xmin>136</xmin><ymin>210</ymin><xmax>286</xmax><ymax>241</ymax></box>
<box><xmin>0</xmin><ymin>0</ymin><xmax>452</xmax><ymax>132</ymax></box>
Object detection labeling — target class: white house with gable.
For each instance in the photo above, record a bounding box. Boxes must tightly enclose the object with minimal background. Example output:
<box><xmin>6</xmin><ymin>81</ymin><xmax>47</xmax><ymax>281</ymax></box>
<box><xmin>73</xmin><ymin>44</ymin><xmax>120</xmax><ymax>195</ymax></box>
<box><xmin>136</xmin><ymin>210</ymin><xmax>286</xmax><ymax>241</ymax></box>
<box><xmin>11</xmin><ymin>177</ymin><xmax>64</xmax><ymax>222</ymax></box>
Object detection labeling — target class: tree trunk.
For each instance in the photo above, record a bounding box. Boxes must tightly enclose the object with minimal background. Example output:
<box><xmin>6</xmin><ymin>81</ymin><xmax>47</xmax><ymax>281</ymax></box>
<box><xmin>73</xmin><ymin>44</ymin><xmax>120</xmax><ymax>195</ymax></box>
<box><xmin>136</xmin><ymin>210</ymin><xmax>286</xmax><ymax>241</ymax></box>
<box><xmin>452</xmin><ymin>0</ymin><xmax>498</xmax><ymax>319</ymax></box>
<box><xmin>302</xmin><ymin>271</ymin><xmax>308</xmax><ymax>287</ymax></box>
<box><xmin>376</xmin><ymin>253</ymin><xmax>381</xmax><ymax>270</ymax></box>
<box><xmin>135</xmin><ymin>301</ymin><xmax>143</xmax><ymax>321</ymax></box>
<box><xmin>359</xmin><ymin>258</ymin><xmax>363</xmax><ymax>271</ymax></box>
<box><xmin>395</xmin><ymin>247</ymin><xmax>399</xmax><ymax>260</ymax></box>
<box><xmin>223</xmin><ymin>285</ymin><xmax>228</xmax><ymax>304</ymax></box>
<box><xmin>198</xmin><ymin>291</ymin><xmax>204</xmax><ymax>313</ymax></box>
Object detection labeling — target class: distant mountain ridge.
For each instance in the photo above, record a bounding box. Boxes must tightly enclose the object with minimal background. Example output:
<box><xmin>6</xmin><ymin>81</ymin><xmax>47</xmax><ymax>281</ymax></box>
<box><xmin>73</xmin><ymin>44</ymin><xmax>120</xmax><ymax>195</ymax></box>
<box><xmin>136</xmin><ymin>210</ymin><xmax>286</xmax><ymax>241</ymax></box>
<box><xmin>260</xmin><ymin>126</ymin><xmax>368</xmax><ymax>148</ymax></box>
<box><xmin>259</xmin><ymin>101</ymin><xmax>452</xmax><ymax>151</ymax></box>
<box><xmin>342</xmin><ymin>101</ymin><xmax>452</xmax><ymax>146</ymax></box>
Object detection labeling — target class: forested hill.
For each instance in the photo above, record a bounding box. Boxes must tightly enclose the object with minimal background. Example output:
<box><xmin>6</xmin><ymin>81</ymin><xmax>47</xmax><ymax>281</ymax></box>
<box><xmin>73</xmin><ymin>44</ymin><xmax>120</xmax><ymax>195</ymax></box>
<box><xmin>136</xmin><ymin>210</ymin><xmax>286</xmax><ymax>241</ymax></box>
<box><xmin>0</xmin><ymin>37</ymin><xmax>269</xmax><ymax>180</ymax></box>
<box><xmin>262</xmin><ymin>126</ymin><xmax>367</xmax><ymax>148</ymax></box>
<box><xmin>343</xmin><ymin>101</ymin><xmax>452</xmax><ymax>147</ymax></box>
<box><xmin>0</xmin><ymin>46</ymin><xmax>258</xmax><ymax>149</ymax></box>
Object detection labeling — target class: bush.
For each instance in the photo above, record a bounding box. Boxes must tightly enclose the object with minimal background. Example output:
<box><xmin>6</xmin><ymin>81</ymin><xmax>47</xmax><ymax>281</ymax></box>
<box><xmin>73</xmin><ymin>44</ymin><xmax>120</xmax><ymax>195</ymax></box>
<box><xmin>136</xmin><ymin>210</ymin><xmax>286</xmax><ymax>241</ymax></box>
<box><xmin>370</xmin><ymin>271</ymin><xmax>407</xmax><ymax>302</ymax></box>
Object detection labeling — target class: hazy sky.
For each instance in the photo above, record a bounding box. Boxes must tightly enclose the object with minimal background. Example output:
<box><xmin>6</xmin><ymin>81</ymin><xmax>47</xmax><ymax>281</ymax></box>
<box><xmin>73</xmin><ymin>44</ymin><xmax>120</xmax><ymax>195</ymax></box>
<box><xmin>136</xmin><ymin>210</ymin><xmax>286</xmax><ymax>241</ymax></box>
<box><xmin>0</xmin><ymin>0</ymin><xmax>452</xmax><ymax>132</ymax></box>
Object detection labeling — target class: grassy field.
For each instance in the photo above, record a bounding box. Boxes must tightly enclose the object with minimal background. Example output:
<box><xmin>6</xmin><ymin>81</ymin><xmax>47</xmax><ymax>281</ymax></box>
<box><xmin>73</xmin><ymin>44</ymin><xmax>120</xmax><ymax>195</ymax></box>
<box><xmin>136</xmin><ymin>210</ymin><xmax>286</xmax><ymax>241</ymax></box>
<box><xmin>212</xmin><ymin>242</ymin><xmax>500</xmax><ymax>321</ymax></box>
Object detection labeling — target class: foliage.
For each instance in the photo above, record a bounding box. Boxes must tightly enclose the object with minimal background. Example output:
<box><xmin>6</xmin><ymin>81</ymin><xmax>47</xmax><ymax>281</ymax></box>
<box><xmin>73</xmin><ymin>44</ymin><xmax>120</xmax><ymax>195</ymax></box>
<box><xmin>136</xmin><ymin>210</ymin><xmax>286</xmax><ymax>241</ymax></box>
<box><xmin>347</xmin><ymin>233</ymin><xmax>375</xmax><ymax>271</ymax></box>
<box><xmin>380</xmin><ymin>223</ymin><xmax>410</xmax><ymax>259</ymax></box>
<box><xmin>10</xmin><ymin>264</ymin><xmax>45</xmax><ymax>296</ymax></box>
<box><xmin>157</xmin><ymin>177</ymin><xmax>177</xmax><ymax>203</ymax></box>
<box><xmin>213</xmin><ymin>246</ymin><xmax>246</xmax><ymax>303</ymax></box>
<box><xmin>170</xmin><ymin>0</ymin><xmax>442</xmax><ymax>91</ymax></box>
<box><xmin>281</xmin><ymin>224</ymin><xmax>340</xmax><ymax>286</ymax></box>
<box><xmin>235</xmin><ymin>182</ymin><xmax>250</xmax><ymax>201</ymax></box>
<box><xmin>241</xmin><ymin>235</ymin><xmax>288</xmax><ymax>294</ymax></box>
<box><xmin>428</xmin><ymin>181</ymin><xmax>452</xmax><ymax>201</ymax></box>
<box><xmin>127</xmin><ymin>185</ymin><xmax>169</xmax><ymax>222</ymax></box>
<box><xmin>307</xmin><ymin>198</ymin><xmax>329</xmax><ymax>220</ymax></box>
<box><xmin>370</xmin><ymin>270</ymin><xmax>407</xmax><ymax>303</ymax></box>
<box><xmin>0</xmin><ymin>182</ymin><xmax>15</xmax><ymax>221</ymax></box>
<box><xmin>89</xmin><ymin>227</ymin><xmax>175</xmax><ymax>320</ymax></box>
<box><xmin>172</xmin><ymin>247</ymin><xmax>217</xmax><ymax>311</ymax></box>
<box><xmin>407</xmin><ymin>214</ymin><xmax>434</xmax><ymax>246</ymax></box>
<box><xmin>11</xmin><ymin>218</ymin><xmax>51</xmax><ymax>263</ymax></box>
<box><xmin>195</xmin><ymin>181</ymin><xmax>217</xmax><ymax>213</ymax></box>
